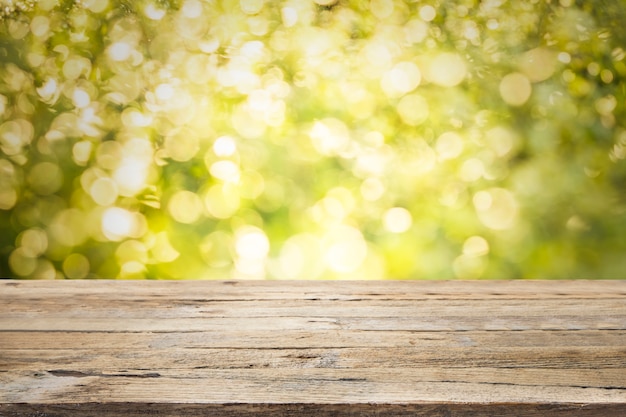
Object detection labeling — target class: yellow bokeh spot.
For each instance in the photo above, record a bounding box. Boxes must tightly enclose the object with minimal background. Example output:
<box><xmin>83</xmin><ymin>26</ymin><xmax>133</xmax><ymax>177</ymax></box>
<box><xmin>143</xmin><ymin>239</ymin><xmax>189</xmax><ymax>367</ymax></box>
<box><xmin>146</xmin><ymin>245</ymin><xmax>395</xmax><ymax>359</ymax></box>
<box><xmin>277</xmin><ymin>233</ymin><xmax>323</xmax><ymax>280</ymax></box>
<box><xmin>459</xmin><ymin>158</ymin><xmax>485</xmax><ymax>182</ymax></box>
<box><xmin>120</xmin><ymin>261</ymin><xmax>147</xmax><ymax>278</ymax></box>
<box><xmin>32</xmin><ymin>259</ymin><xmax>57</xmax><ymax>279</ymax></box>
<box><xmin>113</xmin><ymin>161</ymin><xmax>150</xmax><ymax>196</ymax></box>
<box><xmin>9</xmin><ymin>247</ymin><xmax>38</xmax><ymax>277</ymax></box>
<box><xmin>436</xmin><ymin>131</ymin><xmax>464</xmax><ymax>160</ymax></box>
<box><xmin>122</xmin><ymin>108</ymin><xmax>153</xmax><ymax>128</ymax></box>
<box><xmin>49</xmin><ymin>209</ymin><xmax>88</xmax><ymax>247</ymax></box>
<box><xmin>499</xmin><ymin>72</ymin><xmax>531</xmax><ymax>106</ymax></box>
<box><xmin>148</xmin><ymin>232</ymin><xmax>180</xmax><ymax>263</ymax></box>
<box><xmin>72</xmin><ymin>141</ymin><xmax>92</xmax><ymax>165</ymax></box>
<box><xmin>310</xmin><ymin>188</ymin><xmax>355</xmax><ymax>224</ymax></box>
<box><xmin>63</xmin><ymin>253</ymin><xmax>90</xmax><ymax>279</ymax></box>
<box><xmin>108</xmin><ymin>41</ymin><xmax>132</xmax><ymax>61</ymax></box>
<box><xmin>102</xmin><ymin>207</ymin><xmax>133</xmax><ymax>240</ymax></box>
<box><xmin>182</xmin><ymin>0</ymin><xmax>203</xmax><ymax>18</ymax></box>
<box><xmin>144</xmin><ymin>3</ymin><xmax>166</xmax><ymax>20</ymax></box>
<box><xmin>419</xmin><ymin>5</ymin><xmax>436</xmax><ymax>22</ymax></box>
<box><xmin>1</xmin><ymin>119</ymin><xmax>33</xmax><ymax>156</ymax></box>
<box><xmin>362</xmin><ymin>40</ymin><xmax>393</xmax><ymax>75</ymax></box>
<box><xmin>463</xmin><ymin>236</ymin><xmax>490</xmax><ymax>257</ymax></box>
<box><xmin>0</xmin><ymin>187</ymin><xmax>17</xmax><ymax>210</ymax></box>
<box><xmin>239</xmin><ymin>169</ymin><xmax>265</xmax><ymax>199</ymax></box>
<box><xmin>210</xmin><ymin>160</ymin><xmax>240</xmax><ymax>183</ymax></box>
<box><xmin>323</xmin><ymin>225</ymin><xmax>367</xmax><ymax>274</ymax></box>
<box><xmin>235</xmin><ymin>226</ymin><xmax>270</xmax><ymax>261</ymax></box>
<box><xmin>383</xmin><ymin>207</ymin><xmax>413</xmax><ymax>233</ymax></box>
<box><xmin>453</xmin><ymin>254</ymin><xmax>486</xmax><ymax>278</ymax></box>
<box><xmin>601</xmin><ymin>69</ymin><xmax>614</xmax><ymax>84</ymax></box>
<box><xmin>168</xmin><ymin>190</ymin><xmax>203</xmax><ymax>224</ymax></box>
<box><xmin>0</xmin><ymin>159</ymin><xmax>18</xmax><ymax>210</ymax></box>
<box><xmin>240</xmin><ymin>0</ymin><xmax>265</xmax><ymax>15</ymax></box>
<box><xmin>231</xmin><ymin>103</ymin><xmax>267</xmax><ymax>139</ymax></box>
<box><xmin>116</xmin><ymin>240</ymin><xmax>148</xmax><ymax>266</ymax></box>
<box><xmin>404</xmin><ymin>19</ymin><xmax>429</xmax><ymax>44</ymax></box>
<box><xmin>354</xmin><ymin>146</ymin><xmax>391</xmax><ymax>178</ymax></box>
<box><xmin>90</xmin><ymin>177</ymin><xmax>118</xmax><ymax>206</ymax></box>
<box><xmin>204</xmin><ymin>184</ymin><xmax>240</xmax><ymax>219</ymax></box>
<box><xmin>518</xmin><ymin>48</ymin><xmax>557</xmax><ymax>82</ymax></box>
<box><xmin>485</xmin><ymin>126</ymin><xmax>518</xmax><ymax>157</ymax></box>
<box><xmin>381</xmin><ymin>62</ymin><xmax>421</xmax><ymax>97</ymax></box>
<box><xmin>30</xmin><ymin>15</ymin><xmax>50</xmax><ymax>38</ymax></box>
<box><xmin>281</xmin><ymin>7</ymin><xmax>298</xmax><ymax>27</ymax></box>
<box><xmin>213</xmin><ymin>136</ymin><xmax>237</xmax><ymax>157</ymax></box>
<box><xmin>200</xmin><ymin>231</ymin><xmax>233</xmax><ymax>268</ymax></box>
<box><xmin>595</xmin><ymin>95</ymin><xmax>617</xmax><ymax>116</ymax></box>
<box><xmin>18</xmin><ymin>228</ymin><xmax>48</xmax><ymax>257</ymax></box>
<box><xmin>397</xmin><ymin>93</ymin><xmax>429</xmax><ymax>126</ymax></box>
<box><xmin>155</xmin><ymin>83</ymin><xmax>175</xmax><ymax>101</ymax></box>
<box><xmin>63</xmin><ymin>57</ymin><xmax>91</xmax><ymax>80</ymax></box>
<box><xmin>360</xmin><ymin>177</ymin><xmax>386</xmax><ymax>201</ymax></box>
<box><xmin>36</xmin><ymin>78</ymin><xmax>58</xmax><ymax>103</ymax></box>
<box><xmin>112</xmin><ymin>138</ymin><xmax>153</xmax><ymax>197</ymax></box>
<box><xmin>428</xmin><ymin>53</ymin><xmax>467</xmax><ymax>87</ymax></box>
<box><xmin>473</xmin><ymin>188</ymin><xmax>518</xmax><ymax>230</ymax></box>
<box><xmin>234</xmin><ymin>226</ymin><xmax>269</xmax><ymax>279</ymax></box>
<box><xmin>101</xmin><ymin>207</ymin><xmax>145</xmax><ymax>241</ymax></box>
<box><xmin>72</xmin><ymin>89</ymin><xmax>90</xmax><ymax>108</ymax></box>
<box><xmin>27</xmin><ymin>162</ymin><xmax>63</xmax><ymax>195</ymax></box>
<box><xmin>164</xmin><ymin>129</ymin><xmax>199</xmax><ymax>162</ymax></box>
<box><xmin>473</xmin><ymin>190</ymin><xmax>492</xmax><ymax>211</ymax></box>
<box><xmin>83</xmin><ymin>0</ymin><xmax>109</xmax><ymax>13</ymax></box>
<box><xmin>97</xmin><ymin>141</ymin><xmax>123</xmax><ymax>170</ymax></box>
<box><xmin>309</xmin><ymin>118</ymin><xmax>351</xmax><ymax>156</ymax></box>
<box><xmin>370</xmin><ymin>0</ymin><xmax>394</xmax><ymax>19</ymax></box>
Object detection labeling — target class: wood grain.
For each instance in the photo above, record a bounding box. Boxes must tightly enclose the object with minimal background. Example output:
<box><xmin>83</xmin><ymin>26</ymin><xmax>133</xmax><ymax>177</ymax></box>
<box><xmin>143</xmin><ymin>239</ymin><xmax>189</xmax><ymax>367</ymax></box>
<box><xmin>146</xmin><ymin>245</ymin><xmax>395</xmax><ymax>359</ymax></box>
<box><xmin>1</xmin><ymin>280</ymin><xmax>625</xmax><ymax>416</ymax></box>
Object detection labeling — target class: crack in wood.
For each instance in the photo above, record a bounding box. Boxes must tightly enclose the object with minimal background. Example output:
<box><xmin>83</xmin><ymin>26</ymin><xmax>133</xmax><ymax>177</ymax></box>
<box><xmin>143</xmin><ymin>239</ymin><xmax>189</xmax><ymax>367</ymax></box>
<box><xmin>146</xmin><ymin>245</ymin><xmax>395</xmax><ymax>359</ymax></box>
<box><xmin>47</xmin><ymin>370</ymin><xmax>161</xmax><ymax>379</ymax></box>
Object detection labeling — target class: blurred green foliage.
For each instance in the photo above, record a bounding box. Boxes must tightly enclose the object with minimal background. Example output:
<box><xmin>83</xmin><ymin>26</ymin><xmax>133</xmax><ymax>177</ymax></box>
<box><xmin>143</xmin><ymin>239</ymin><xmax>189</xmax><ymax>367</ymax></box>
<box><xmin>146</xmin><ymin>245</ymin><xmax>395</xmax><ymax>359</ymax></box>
<box><xmin>1</xmin><ymin>0</ymin><xmax>626</xmax><ymax>279</ymax></box>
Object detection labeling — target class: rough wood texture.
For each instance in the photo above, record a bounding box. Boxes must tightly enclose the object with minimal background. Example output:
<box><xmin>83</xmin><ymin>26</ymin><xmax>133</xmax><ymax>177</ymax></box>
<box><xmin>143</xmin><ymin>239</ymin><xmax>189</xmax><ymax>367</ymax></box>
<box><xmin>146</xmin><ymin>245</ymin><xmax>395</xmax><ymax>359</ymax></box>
<box><xmin>1</xmin><ymin>280</ymin><xmax>625</xmax><ymax>416</ymax></box>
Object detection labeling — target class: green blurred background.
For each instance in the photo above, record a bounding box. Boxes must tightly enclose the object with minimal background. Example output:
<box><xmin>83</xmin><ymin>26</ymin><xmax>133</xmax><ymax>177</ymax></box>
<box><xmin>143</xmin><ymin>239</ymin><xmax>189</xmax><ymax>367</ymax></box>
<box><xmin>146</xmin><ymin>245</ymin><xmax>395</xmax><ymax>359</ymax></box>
<box><xmin>1</xmin><ymin>0</ymin><xmax>626</xmax><ymax>280</ymax></box>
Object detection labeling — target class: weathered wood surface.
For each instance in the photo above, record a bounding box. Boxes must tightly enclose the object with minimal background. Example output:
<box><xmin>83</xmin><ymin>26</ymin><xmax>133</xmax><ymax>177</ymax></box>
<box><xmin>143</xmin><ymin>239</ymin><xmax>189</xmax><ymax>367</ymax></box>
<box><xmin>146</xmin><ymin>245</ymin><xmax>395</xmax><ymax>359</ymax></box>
<box><xmin>1</xmin><ymin>280</ymin><xmax>625</xmax><ymax>416</ymax></box>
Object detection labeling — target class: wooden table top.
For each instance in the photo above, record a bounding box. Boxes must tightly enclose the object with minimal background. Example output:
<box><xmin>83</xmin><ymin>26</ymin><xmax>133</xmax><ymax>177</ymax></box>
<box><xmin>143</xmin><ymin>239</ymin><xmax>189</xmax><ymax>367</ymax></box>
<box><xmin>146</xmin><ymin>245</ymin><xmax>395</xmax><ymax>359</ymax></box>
<box><xmin>1</xmin><ymin>279</ymin><xmax>625</xmax><ymax>416</ymax></box>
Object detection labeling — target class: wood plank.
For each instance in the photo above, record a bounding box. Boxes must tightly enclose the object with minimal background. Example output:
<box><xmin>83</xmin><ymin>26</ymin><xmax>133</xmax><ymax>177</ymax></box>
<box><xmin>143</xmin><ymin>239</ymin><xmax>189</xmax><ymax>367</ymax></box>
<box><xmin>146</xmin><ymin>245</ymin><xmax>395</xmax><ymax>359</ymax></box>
<box><xmin>2</xmin><ymin>329</ymin><xmax>624</xmax><ymax>349</ymax></box>
<box><xmin>1</xmin><ymin>403</ymin><xmax>624</xmax><ymax>417</ymax></box>
<box><xmin>3</xmin><ymin>347</ymin><xmax>626</xmax><ymax>371</ymax></box>
<box><xmin>1</xmin><ymin>315</ymin><xmax>623</xmax><ymax>331</ymax></box>
<box><xmin>2</xmin><ymin>279</ymin><xmax>625</xmax><ymax>300</ymax></box>
<box><xmin>2</xmin><ymin>368</ymin><xmax>625</xmax><ymax>404</ymax></box>
<box><xmin>1</xmin><ymin>280</ymin><xmax>625</xmax><ymax>416</ymax></box>
<box><xmin>3</xmin><ymin>298</ymin><xmax>625</xmax><ymax>318</ymax></box>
